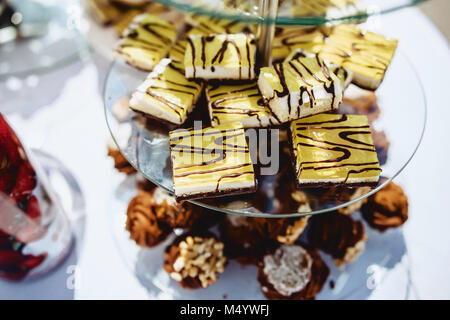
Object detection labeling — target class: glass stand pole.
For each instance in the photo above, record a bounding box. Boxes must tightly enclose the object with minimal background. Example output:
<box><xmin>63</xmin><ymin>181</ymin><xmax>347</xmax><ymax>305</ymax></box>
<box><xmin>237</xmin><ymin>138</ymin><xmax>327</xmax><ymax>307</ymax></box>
<box><xmin>257</xmin><ymin>0</ymin><xmax>278</xmax><ymax>67</ymax></box>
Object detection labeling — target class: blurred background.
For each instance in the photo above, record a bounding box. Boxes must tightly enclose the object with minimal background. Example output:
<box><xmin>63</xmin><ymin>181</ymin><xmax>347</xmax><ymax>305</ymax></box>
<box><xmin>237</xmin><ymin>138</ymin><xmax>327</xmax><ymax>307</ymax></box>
<box><xmin>421</xmin><ymin>0</ymin><xmax>450</xmax><ymax>40</ymax></box>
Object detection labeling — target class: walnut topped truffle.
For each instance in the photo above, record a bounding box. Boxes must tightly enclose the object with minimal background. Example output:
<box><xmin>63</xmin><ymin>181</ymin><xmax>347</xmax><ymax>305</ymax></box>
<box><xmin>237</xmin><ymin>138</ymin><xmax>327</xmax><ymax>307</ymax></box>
<box><xmin>257</xmin><ymin>244</ymin><xmax>329</xmax><ymax>300</ymax></box>
<box><xmin>361</xmin><ymin>181</ymin><xmax>408</xmax><ymax>232</ymax></box>
<box><xmin>163</xmin><ymin>234</ymin><xmax>227</xmax><ymax>289</ymax></box>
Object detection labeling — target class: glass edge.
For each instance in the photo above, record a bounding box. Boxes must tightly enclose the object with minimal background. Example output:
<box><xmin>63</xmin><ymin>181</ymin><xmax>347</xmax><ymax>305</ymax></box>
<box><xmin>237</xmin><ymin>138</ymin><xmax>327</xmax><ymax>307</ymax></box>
<box><xmin>152</xmin><ymin>0</ymin><xmax>428</xmax><ymax>26</ymax></box>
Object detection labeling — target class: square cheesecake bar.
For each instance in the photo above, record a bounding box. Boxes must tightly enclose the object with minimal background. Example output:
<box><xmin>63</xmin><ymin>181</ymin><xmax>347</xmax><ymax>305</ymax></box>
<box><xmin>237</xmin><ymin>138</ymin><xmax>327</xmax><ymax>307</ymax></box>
<box><xmin>184</xmin><ymin>33</ymin><xmax>256</xmax><ymax>80</ymax></box>
<box><xmin>206</xmin><ymin>82</ymin><xmax>280</xmax><ymax>128</ymax></box>
<box><xmin>284</xmin><ymin>49</ymin><xmax>353</xmax><ymax>90</ymax></box>
<box><xmin>290</xmin><ymin>114</ymin><xmax>381</xmax><ymax>187</ymax></box>
<box><xmin>116</xmin><ymin>13</ymin><xmax>177</xmax><ymax>71</ymax></box>
<box><xmin>319</xmin><ymin>24</ymin><xmax>398</xmax><ymax>90</ymax></box>
<box><xmin>167</xmin><ymin>25</ymin><xmax>217</xmax><ymax>68</ymax></box>
<box><xmin>169</xmin><ymin>122</ymin><xmax>257</xmax><ymax>200</ymax></box>
<box><xmin>272</xmin><ymin>26</ymin><xmax>325</xmax><ymax>62</ymax></box>
<box><xmin>258</xmin><ymin>55</ymin><xmax>342</xmax><ymax>123</ymax></box>
<box><xmin>129</xmin><ymin>59</ymin><xmax>203</xmax><ymax>125</ymax></box>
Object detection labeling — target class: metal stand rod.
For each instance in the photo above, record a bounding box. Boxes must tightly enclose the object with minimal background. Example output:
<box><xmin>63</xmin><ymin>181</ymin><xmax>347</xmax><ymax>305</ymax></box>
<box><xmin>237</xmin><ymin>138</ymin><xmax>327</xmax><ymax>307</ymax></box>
<box><xmin>257</xmin><ymin>0</ymin><xmax>279</xmax><ymax>67</ymax></box>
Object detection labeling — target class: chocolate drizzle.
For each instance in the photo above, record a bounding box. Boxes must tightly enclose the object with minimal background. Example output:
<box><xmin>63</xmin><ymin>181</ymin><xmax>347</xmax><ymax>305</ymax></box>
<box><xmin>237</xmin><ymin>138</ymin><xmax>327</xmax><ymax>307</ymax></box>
<box><xmin>117</xmin><ymin>14</ymin><xmax>177</xmax><ymax>70</ymax></box>
<box><xmin>211</xmin><ymin>37</ymin><xmax>243</xmax><ymax>79</ymax></box>
<box><xmin>291</xmin><ymin>115</ymin><xmax>381</xmax><ymax>184</ymax></box>
<box><xmin>136</xmin><ymin>62</ymin><xmax>202</xmax><ymax>123</ymax></box>
<box><xmin>207</xmin><ymin>83</ymin><xmax>278</xmax><ymax>126</ymax></box>
<box><xmin>263</xmin><ymin>55</ymin><xmax>339</xmax><ymax>121</ymax></box>
<box><xmin>272</xmin><ymin>27</ymin><xmax>325</xmax><ymax>61</ymax></box>
<box><xmin>170</xmin><ymin>124</ymin><xmax>255</xmax><ymax>194</ymax></box>
<box><xmin>141</xmin><ymin>22</ymin><xmax>174</xmax><ymax>45</ymax></box>
<box><xmin>320</xmin><ymin>25</ymin><xmax>398</xmax><ymax>83</ymax></box>
<box><xmin>186</xmin><ymin>34</ymin><xmax>254</xmax><ymax>80</ymax></box>
<box><xmin>187</xmin><ymin>37</ymin><xmax>196</xmax><ymax>78</ymax></box>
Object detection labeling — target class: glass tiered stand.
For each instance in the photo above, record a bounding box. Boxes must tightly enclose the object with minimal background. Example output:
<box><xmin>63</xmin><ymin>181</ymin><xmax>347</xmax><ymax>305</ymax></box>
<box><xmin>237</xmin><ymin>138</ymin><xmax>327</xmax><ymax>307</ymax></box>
<box><xmin>104</xmin><ymin>0</ymin><xmax>427</xmax><ymax>299</ymax></box>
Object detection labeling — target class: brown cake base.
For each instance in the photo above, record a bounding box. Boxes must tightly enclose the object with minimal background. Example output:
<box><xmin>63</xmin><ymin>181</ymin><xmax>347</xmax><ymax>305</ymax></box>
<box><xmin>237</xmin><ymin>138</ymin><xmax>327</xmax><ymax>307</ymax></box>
<box><xmin>175</xmin><ymin>184</ymin><xmax>257</xmax><ymax>201</ymax></box>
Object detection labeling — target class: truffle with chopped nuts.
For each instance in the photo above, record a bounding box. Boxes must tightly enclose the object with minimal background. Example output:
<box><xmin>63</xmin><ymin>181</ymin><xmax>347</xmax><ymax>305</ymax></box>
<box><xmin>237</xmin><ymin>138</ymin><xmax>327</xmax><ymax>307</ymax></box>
<box><xmin>361</xmin><ymin>181</ymin><xmax>408</xmax><ymax>232</ymax></box>
<box><xmin>308</xmin><ymin>213</ymin><xmax>368</xmax><ymax>268</ymax></box>
<box><xmin>163</xmin><ymin>233</ymin><xmax>227</xmax><ymax>289</ymax></box>
<box><xmin>257</xmin><ymin>244</ymin><xmax>329</xmax><ymax>300</ymax></box>
<box><xmin>126</xmin><ymin>191</ymin><xmax>171</xmax><ymax>247</ymax></box>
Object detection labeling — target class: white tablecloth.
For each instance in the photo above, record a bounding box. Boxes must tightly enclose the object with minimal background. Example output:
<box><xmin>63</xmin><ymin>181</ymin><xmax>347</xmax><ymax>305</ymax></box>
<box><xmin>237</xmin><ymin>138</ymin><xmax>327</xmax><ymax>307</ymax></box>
<box><xmin>0</xmin><ymin>7</ymin><xmax>449</xmax><ymax>299</ymax></box>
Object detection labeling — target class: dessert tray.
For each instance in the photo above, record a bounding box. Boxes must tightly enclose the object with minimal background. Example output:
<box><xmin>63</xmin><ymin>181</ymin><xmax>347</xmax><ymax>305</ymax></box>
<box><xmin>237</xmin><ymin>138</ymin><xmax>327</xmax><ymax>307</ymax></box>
<box><xmin>104</xmin><ymin>50</ymin><xmax>426</xmax><ymax>218</ymax></box>
<box><xmin>0</xmin><ymin>0</ymin><xmax>88</xmax><ymax>78</ymax></box>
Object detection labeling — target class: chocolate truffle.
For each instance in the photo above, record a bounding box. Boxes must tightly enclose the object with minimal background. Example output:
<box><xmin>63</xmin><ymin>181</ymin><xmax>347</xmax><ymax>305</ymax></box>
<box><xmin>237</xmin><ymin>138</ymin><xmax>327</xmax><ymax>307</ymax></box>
<box><xmin>249</xmin><ymin>190</ymin><xmax>312</xmax><ymax>244</ymax></box>
<box><xmin>150</xmin><ymin>187</ymin><xmax>202</xmax><ymax>230</ymax></box>
<box><xmin>163</xmin><ymin>234</ymin><xmax>227</xmax><ymax>289</ymax></box>
<box><xmin>257</xmin><ymin>244</ymin><xmax>329</xmax><ymax>300</ymax></box>
<box><xmin>219</xmin><ymin>215</ymin><xmax>271</xmax><ymax>265</ymax></box>
<box><xmin>361</xmin><ymin>181</ymin><xmax>408</xmax><ymax>232</ymax></box>
<box><xmin>308</xmin><ymin>213</ymin><xmax>368</xmax><ymax>268</ymax></box>
<box><xmin>126</xmin><ymin>191</ymin><xmax>171</xmax><ymax>247</ymax></box>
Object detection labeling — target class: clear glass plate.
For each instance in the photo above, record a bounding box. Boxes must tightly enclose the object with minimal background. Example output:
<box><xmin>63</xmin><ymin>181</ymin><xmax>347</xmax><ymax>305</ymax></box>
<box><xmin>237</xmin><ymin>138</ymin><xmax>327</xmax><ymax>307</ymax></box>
<box><xmin>0</xmin><ymin>0</ymin><xmax>89</xmax><ymax>78</ymax></box>
<box><xmin>104</xmin><ymin>51</ymin><xmax>426</xmax><ymax>218</ymax></box>
<box><xmin>151</xmin><ymin>0</ymin><xmax>427</xmax><ymax>25</ymax></box>
<box><xmin>109</xmin><ymin>175</ymin><xmax>412</xmax><ymax>300</ymax></box>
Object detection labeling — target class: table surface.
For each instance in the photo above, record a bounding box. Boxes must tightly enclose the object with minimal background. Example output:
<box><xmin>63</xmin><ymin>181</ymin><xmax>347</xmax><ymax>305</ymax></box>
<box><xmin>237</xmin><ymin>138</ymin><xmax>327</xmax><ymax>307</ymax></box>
<box><xmin>0</xmin><ymin>7</ymin><xmax>449</xmax><ymax>300</ymax></box>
